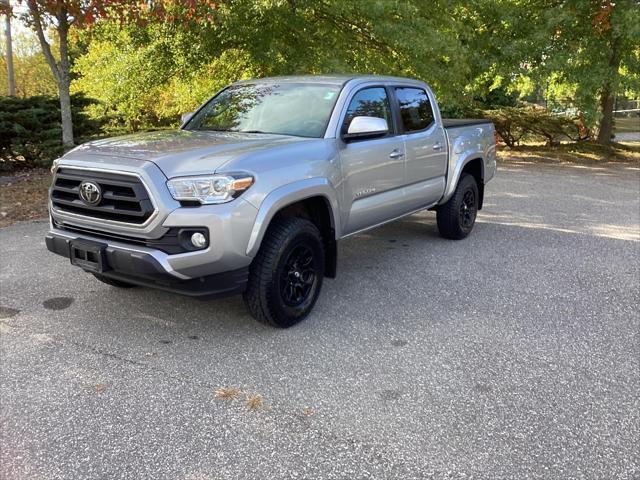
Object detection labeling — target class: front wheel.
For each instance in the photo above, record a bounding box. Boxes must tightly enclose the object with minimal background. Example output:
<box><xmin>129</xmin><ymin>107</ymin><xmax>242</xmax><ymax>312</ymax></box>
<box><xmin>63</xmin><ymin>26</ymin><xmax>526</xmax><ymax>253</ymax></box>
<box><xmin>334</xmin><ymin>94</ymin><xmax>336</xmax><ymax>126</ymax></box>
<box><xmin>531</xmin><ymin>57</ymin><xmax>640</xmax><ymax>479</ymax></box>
<box><xmin>243</xmin><ymin>217</ymin><xmax>325</xmax><ymax>328</ymax></box>
<box><xmin>436</xmin><ymin>173</ymin><xmax>479</xmax><ymax>240</ymax></box>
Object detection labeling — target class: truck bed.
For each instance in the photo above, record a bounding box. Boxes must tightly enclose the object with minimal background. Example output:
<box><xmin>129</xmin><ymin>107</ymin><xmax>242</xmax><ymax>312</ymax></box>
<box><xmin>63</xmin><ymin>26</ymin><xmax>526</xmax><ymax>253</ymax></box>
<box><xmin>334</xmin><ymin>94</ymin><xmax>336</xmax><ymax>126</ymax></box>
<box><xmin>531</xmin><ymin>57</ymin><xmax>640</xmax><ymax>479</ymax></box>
<box><xmin>442</xmin><ymin>119</ymin><xmax>491</xmax><ymax>128</ymax></box>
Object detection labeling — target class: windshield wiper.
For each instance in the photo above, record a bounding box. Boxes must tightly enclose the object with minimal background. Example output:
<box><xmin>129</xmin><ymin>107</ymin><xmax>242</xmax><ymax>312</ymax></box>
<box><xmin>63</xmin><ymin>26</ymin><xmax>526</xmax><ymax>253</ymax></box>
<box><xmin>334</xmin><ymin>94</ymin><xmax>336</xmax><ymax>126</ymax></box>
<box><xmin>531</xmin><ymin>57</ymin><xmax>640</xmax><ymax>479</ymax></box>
<box><xmin>239</xmin><ymin>130</ymin><xmax>270</xmax><ymax>134</ymax></box>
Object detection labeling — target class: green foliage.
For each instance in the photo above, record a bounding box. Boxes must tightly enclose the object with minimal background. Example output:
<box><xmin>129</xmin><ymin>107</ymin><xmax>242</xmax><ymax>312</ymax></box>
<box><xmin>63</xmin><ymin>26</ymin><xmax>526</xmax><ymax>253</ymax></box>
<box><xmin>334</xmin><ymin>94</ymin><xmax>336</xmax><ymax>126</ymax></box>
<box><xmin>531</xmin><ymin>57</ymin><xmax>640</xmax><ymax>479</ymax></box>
<box><xmin>73</xmin><ymin>26</ymin><xmax>258</xmax><ymax>130</ymax></box>
<box><xmin>0</xmin><ymin>30</ymin><xmax>58</xmax><ymax>98</ymax></box>
<box><xmin>475</xmin><ymin>86</ymin><xmax>519</xmax><ymax>109</ymax></box>
<box><xmin>483</xmin><ymin>105</ymin><xmax>583</xmax><ymax>147</ymax></box>
<box><xmin>463</xmin><ymin>0</ymin><xmax>640</xmax><ymax>130</ymax></box>
<box><xmin>72</xmin><ymin>0</ymin><xmax>475</xmax><ymax>131</ymax></box>
<box><xmin>7</xmin><ymin>0</ymin><xmax>638</xmax><ymax>147</ymax></box>
<box><xmin>0</xmin><ymin>94</ymin><xmax>105</xmax><ymax>170</ymax></box>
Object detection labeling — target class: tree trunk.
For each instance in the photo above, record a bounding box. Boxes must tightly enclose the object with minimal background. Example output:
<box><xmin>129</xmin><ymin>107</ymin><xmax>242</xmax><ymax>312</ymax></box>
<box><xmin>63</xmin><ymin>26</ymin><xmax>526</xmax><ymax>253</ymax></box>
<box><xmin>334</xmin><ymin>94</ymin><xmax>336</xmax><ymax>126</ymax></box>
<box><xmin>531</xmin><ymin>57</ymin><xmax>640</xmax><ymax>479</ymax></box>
<box><xmin>58</xmin><ymin>77</ymin><xmax>74</xmax><ymax>149</ymax></box>
<box><xmin>27</xmin><ymin>0</ymin><xmax>74</xmax><ymax>149</ymax></box>
<box><xmin>56</xmin><ymin>9</ymin><xmax>74</xmax><ymax>149</ymax></box>
<box><xmin>3</xmin><ymin>2</ymin><xmax>15</xmax><ymax>96</ymax></box>
<box><xmin>596</xmin><ymin>32</ymin><xmax>621</xmax><ymax>145</ymax></box>
<box><xmin>596</xmin><ymin>88</ymin><xmax>614</xmax><ymax>144</ymax></box>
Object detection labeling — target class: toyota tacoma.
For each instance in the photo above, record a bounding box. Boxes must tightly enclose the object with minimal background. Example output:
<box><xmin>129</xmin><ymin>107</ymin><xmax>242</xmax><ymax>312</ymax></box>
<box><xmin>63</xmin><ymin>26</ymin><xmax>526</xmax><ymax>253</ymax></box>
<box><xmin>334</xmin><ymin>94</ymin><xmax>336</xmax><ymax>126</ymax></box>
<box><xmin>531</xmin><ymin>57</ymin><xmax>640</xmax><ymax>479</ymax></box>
<box><xmin>46</xmin><ymin>75</ymin><xmax>497</xmax><ymax>327</ymax></box>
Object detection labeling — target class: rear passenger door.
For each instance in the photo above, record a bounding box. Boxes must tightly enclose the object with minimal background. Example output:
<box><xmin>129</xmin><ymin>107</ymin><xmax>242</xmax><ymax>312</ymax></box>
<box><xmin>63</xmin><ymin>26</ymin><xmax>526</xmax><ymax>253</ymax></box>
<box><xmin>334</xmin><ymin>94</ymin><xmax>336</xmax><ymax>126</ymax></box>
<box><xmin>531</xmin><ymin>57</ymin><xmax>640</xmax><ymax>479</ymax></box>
<box><xmin>393</xmin><ymin>87</ymin><xmax>448</xmax><ymax>209</ymax></box>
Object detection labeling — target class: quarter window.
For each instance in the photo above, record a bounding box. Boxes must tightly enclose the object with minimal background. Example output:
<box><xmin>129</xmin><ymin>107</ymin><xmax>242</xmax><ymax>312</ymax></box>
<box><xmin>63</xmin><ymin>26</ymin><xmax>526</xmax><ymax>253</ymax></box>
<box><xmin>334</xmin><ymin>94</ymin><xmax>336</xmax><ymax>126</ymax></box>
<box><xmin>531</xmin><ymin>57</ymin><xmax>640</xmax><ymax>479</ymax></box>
<box><xmin>342</xmin><ymin>87</ymin><xmax>393</xmax><ymax>134</ymax></box>
<box><xmin>395</xmin><ymin>87</ymin><xmax>434</xmax><ymax>132</ymax></box>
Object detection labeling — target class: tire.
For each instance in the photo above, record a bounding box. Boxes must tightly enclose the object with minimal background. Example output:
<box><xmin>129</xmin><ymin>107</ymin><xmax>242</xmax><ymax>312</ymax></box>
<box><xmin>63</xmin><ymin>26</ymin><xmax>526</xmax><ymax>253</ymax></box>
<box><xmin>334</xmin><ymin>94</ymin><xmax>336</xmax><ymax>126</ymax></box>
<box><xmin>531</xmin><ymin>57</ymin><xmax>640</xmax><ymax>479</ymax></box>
<box><xmin>92</xmin><ymin>273</ymin><xmax>137</xmax><ymax>288</ymax></box>
<box><xmin>437</xmin><ymin>173</ymin><xmax>479</xmax><ymax>240</ymax></box>
<box><xmin>243</xmin><ymin>216</ymin><xmax>325</xmax><ymax>328</ymax></box>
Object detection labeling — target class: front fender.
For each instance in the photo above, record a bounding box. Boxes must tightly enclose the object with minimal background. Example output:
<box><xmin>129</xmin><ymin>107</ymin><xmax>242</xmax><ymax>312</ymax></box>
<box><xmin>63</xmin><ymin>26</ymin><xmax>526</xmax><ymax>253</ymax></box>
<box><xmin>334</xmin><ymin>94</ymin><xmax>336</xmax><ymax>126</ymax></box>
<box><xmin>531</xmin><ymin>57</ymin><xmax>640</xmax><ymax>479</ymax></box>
<box><xmin>245</xmin><ymin>178</ymin><xmax>341</xmax><ymax>257</ymax></box>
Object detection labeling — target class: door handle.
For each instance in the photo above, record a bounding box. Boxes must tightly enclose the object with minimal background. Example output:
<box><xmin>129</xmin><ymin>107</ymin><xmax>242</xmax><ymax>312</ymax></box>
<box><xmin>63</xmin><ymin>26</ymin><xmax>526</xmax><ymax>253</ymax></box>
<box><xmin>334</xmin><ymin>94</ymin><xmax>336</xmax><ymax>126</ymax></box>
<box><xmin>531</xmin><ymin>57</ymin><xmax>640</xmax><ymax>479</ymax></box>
<box><xmin>389</xmin><ymin>150</ymin><xmax>405</xmax><ymax>159</ymax></box>
<box><xmin>433</xmin><ymin>142</ymin><xmax>444</xmax><ymax>151</ymax></box>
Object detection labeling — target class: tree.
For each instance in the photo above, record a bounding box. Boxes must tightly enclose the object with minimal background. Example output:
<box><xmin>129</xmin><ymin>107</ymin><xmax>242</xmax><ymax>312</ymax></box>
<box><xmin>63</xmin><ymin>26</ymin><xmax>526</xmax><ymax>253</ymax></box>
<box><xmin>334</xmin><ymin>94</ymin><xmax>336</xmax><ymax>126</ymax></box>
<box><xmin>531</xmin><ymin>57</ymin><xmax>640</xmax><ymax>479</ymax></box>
<box><xmin>589</xmin><ymin>0</ymin><xmax>639</xmax><ymax>143</ymax></box>
<box><xmin>461</xmin><ymin>0</ymin><xmax>640</xmax><ymax>144</ymax></box>
<box><xmin>21</xmin><ymin>0</ymin><xmax>221</xmax><ymax>148</ymax></box>
<box><xmin>23</xmin><ymin>0</ymin><xmax>77</xmax><ymax>148</ymax></box>
<box><xmin>27</xmin><ymin>0</ymin><xmax>633</xmax><ymax>145</ymax></box>
<box><xmin>532</xmin><ymin>0</ymin><xmax>639</xmax><ymax>144</ymax></box>
<box><xmin>0</xmin><ymin>29</ymin><xmax>57</xmax><ymax>97</ymax></box>
<box><xmin>72</xmin><ymin>0</ymin><xmax>474</xmax><ymax>129</ymax></box>
<box><xmin>1</xmin><ymin>0</ymin><xmax>15</xmax><ymax>96</ymax></box>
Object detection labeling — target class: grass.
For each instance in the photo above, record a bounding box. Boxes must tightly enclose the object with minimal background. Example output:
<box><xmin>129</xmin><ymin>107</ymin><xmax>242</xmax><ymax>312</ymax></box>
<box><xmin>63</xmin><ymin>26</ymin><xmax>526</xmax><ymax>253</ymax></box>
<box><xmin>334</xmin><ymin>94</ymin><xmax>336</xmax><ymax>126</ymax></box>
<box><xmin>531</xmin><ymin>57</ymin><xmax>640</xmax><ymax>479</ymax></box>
<box><xmin>0</xmin><ymin>169</ymin><xmax>51</xmax><ymax>228</ymax></box>
<box><xmin>498</xmin><ymin>141</ymin><xmax>640</xmax><ymax>164</ymax></box>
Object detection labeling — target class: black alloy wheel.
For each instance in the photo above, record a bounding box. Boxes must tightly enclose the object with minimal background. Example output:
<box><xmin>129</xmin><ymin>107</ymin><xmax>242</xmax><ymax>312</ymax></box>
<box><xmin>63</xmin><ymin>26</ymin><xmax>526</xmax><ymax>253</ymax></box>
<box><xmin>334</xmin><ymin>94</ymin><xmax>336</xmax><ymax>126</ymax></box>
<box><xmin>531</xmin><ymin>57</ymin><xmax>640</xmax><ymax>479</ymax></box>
<box><xmin>459</xmin><ymin>189</ymin><xmax>476</xmax><ymax>230</ymax></box>
<box><xmin>436</xmin><ymin>173</ymin><xmax>479</xmax><ymax>240</ymax></box>
<box><xmin>280</xmin><ymin>244</ymin><xmax>317</xmax><ymax>307</ymax></box>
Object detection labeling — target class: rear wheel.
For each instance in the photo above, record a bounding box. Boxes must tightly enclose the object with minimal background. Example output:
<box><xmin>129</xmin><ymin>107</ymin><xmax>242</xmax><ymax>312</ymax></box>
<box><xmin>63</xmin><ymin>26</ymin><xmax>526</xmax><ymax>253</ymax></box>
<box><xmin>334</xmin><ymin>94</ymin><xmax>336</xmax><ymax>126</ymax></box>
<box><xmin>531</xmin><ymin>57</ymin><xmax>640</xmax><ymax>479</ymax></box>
<box><xmin>243</xmin><ymin>217</ymin><xmax>324</xmax><ymax>328</ymax></box>
<box><xmin>92</xmin><ymin>273</ymin><xmax>137</xmax><ymax>288</ymax></box>
<box><xmin>437</xmin><ymin>173</ymin><xmax>479</xmax><ymax>240</ymax></box>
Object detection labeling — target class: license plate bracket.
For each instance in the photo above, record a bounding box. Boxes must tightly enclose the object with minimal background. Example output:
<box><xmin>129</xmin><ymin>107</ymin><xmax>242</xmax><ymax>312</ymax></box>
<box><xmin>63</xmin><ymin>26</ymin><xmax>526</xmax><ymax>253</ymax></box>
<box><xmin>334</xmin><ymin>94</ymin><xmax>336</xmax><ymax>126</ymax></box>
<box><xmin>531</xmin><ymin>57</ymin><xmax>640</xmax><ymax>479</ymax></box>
<box><xmin>69</xmin><ymin>240</ymin><xmax>109</xmax><ymax>273</ymax></box>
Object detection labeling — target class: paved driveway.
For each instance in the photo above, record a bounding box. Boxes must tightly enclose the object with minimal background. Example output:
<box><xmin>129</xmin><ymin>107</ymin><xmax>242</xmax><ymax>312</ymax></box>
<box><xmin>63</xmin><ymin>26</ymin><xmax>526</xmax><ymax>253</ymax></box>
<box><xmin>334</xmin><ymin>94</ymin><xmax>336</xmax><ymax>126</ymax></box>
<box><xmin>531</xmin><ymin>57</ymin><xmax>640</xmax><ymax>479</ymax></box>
<box><xmin>1</xmin><ymin>160</ymin><xmax>638</xmax><ymax>479</ymax></box>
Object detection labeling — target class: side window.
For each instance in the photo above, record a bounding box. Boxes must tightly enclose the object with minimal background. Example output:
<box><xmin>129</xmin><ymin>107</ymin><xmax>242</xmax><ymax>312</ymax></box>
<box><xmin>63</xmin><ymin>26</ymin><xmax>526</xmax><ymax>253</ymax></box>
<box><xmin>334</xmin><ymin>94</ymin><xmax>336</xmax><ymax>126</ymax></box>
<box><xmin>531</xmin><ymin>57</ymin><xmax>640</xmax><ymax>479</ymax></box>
<box><xmin>342</xmin><ymin>87</ymin><xmax>393</xmax><ymax>134</ymax></box>
<box><xmin>395</xmin><ymin>87</ymin><xmax>434</xmax><ymax>132</ymax></box>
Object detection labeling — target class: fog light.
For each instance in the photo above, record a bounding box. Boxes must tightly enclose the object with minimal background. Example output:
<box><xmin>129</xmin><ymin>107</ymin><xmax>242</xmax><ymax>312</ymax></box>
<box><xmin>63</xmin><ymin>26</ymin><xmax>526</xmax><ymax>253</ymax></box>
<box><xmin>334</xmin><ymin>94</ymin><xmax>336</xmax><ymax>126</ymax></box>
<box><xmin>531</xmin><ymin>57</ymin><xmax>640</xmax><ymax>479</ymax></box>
<box><xmin>190</xmin><ymin>232</ymin><xmax>207</xmax><ymax>249</ymax></box>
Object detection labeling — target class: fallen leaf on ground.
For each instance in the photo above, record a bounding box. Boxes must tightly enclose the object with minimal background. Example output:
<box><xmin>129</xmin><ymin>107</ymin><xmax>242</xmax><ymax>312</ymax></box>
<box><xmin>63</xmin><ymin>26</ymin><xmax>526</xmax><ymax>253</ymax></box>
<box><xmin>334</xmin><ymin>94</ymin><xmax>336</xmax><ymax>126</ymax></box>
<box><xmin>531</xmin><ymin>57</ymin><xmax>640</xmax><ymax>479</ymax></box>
<box><xmin>214</xmin><ymin>387</ymin><xmax>241</xmax><ymax>401</ymax></box>
<box><xmin>246</xmin><ymin>394</ymin><xmax>263</xmax><ymax>411</ymax></box>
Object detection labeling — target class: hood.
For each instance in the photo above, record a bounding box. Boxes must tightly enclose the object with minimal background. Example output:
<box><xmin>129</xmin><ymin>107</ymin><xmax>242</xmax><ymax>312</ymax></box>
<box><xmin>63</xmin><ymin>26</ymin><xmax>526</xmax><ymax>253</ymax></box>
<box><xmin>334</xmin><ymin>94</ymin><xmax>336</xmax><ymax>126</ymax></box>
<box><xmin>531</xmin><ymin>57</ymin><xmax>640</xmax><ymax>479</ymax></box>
<box><xmin>64</xmin><ymin>130</ymin><xmax>315</xmax><ymax>178</ymax></box>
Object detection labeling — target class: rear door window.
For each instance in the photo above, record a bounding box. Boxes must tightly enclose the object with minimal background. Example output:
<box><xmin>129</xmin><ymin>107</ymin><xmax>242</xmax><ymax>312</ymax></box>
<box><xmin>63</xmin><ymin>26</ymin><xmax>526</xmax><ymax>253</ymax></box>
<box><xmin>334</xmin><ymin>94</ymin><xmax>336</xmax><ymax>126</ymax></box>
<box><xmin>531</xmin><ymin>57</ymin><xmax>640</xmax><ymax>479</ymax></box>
<box><xmin>394</xmin><ymin>87</ymin><xmax>435</xmax><ymax>132</ymax></box>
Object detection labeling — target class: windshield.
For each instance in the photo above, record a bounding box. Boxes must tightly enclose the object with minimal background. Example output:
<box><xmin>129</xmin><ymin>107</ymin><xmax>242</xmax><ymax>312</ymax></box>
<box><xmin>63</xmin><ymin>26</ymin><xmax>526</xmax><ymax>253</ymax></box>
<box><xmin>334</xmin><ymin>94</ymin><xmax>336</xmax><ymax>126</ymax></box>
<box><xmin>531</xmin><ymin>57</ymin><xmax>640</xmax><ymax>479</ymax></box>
<box><xmin>184</xmin><ymin>83</ymin><xmax>342</xmax><ymax>138</ymax></box>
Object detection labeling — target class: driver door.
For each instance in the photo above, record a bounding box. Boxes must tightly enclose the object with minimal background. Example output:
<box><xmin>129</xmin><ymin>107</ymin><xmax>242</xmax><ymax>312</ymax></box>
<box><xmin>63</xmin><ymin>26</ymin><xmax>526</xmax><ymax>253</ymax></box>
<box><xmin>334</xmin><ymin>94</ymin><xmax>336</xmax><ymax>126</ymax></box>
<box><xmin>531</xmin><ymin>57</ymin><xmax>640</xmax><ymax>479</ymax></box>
<box><xmin>339</xmin><ymin>86</ymin><xmax>406</xmax><ymax>234</ymax></box>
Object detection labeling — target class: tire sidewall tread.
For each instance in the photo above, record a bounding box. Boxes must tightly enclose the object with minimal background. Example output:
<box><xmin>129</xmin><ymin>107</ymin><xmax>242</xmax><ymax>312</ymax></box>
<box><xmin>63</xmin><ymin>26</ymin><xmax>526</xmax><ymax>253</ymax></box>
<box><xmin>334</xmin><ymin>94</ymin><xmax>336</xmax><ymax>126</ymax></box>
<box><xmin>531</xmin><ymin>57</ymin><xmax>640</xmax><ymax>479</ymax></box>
<box><xmin>436</xmin><ymin>173</ymin><xmax>479</xmax><ymax>240</ymax></box>
<box><xmin>243</xmin><ymin>217</ymin><xmax>325</xmax><ymax>327</ymax></box>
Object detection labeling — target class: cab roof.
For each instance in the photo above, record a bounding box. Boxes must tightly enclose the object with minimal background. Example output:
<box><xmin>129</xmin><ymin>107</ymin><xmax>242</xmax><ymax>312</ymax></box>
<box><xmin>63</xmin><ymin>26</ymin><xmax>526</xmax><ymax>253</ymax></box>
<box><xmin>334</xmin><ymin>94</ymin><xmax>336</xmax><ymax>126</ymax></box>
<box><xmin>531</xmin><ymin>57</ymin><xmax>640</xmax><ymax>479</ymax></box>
<box><xmin>232</xmin><ymin>74</ymin><xmax>425</xmax><ymax>87</ymax></box>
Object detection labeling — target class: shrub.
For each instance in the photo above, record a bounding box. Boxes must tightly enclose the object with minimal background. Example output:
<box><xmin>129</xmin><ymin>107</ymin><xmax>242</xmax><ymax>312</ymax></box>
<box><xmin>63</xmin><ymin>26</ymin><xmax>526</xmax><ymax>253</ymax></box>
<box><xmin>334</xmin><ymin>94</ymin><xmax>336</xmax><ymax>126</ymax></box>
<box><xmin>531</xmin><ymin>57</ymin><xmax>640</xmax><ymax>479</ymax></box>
<box><xmin>0</xmin><ymin>94</ymin><xmax>105</xmax><ymax>170</ymax></box>
<box><xmin>482</xmin><ymin>105</ymin><xmax>584</xmax><ymax>147</ymax></box>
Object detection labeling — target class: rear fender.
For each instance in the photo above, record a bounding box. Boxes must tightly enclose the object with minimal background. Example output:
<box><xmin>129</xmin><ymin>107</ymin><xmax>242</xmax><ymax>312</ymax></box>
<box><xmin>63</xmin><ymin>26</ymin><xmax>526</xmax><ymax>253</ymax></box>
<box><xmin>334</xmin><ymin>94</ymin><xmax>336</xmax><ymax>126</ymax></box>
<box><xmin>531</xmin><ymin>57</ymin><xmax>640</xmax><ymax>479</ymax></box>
<box><xmin>440</xmin><ymin>153</ymin><xmax>484</xmax><ymax>205</ymax></box>
<box><xmin>440</xmin><ymin>127</ymin><xmax>494</xmax><ymax>205</ymax></box>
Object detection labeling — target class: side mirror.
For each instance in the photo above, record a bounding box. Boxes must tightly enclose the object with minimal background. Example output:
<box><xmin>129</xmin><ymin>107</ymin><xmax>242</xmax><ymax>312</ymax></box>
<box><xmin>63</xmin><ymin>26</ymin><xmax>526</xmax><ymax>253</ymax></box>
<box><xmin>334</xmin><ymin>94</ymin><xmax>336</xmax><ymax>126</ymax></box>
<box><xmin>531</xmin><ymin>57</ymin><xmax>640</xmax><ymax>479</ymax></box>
<box><xmin>181</xmin><ymin>112</ymin><xmax>194</xmax><ymax>124</ymax></box>
<box><xmin>342</xmin><ymin>116</ymin><xmax>389</xmax><ymax>142</ymax></box>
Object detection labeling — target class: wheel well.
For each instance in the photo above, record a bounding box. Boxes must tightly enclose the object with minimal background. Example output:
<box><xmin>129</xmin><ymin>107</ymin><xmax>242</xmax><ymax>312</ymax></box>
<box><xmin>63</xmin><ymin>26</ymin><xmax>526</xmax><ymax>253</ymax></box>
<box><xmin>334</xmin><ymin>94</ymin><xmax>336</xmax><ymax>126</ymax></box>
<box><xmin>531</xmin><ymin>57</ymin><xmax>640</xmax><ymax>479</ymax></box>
<box><xmin>462</xmin><ymin>158</ymin><xmax>485</xmax><ymax>210</ymax></box>
<box><xmin>274</xmin><ymin>196</ymin><xmax>337</xmax><ymax>278</ymax></box>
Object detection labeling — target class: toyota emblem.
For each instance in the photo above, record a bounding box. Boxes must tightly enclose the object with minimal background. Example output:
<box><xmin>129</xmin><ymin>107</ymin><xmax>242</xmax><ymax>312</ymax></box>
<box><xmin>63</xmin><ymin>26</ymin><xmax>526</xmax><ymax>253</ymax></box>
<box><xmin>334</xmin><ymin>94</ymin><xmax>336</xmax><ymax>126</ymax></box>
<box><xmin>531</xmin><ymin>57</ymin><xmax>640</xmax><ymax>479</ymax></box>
<box><xmin>79</xmin><ymin>181</ymin><xmax>102</xmax><ymax>205</ymax></box>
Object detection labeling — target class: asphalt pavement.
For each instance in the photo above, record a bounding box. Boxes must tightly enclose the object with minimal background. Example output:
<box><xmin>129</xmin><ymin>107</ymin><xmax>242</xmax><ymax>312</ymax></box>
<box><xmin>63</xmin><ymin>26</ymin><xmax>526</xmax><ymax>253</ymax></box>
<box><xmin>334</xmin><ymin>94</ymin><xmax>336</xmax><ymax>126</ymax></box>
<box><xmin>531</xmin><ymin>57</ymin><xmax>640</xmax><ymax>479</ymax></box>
<box><xmin>1</xmin><ymin>160</ymin><xmax>639</xmax><ymax>479</ymax></box>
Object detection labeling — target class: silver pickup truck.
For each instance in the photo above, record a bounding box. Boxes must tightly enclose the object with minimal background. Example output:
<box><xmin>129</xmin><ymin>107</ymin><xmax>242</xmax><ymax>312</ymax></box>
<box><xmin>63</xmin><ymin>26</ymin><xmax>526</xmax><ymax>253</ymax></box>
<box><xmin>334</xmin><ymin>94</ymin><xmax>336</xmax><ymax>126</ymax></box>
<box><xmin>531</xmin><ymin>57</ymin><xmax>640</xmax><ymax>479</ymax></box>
<box><xmin>46</xmin><ymin>75</ymin><xmax>496</xmax><ymax>327</ymax></box>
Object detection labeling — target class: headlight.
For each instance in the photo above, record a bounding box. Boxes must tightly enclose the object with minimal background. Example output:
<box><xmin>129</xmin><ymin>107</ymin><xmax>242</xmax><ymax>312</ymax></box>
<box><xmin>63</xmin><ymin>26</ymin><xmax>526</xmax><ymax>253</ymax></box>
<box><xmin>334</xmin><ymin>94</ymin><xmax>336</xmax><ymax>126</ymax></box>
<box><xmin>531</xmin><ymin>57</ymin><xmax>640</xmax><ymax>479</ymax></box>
<box><xmin>166</xmin><ymin>174</ymin><xmax>254</xmax><ymax>204</ymax></box>
<box><xmin>50</xmin><ymin>158</ymin><xmax>61</xmax><ymax>174</ymax></box>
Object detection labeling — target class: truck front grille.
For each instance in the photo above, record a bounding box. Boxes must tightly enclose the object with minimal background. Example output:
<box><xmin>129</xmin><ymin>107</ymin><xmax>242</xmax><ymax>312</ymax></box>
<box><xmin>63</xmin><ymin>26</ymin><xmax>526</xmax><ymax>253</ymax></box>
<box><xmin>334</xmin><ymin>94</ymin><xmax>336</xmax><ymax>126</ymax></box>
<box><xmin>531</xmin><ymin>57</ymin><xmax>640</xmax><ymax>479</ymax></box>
<box><xmin>51</xmin><ymin>168</ymin><xmax>155</xmax><ymax>224</ymax></box>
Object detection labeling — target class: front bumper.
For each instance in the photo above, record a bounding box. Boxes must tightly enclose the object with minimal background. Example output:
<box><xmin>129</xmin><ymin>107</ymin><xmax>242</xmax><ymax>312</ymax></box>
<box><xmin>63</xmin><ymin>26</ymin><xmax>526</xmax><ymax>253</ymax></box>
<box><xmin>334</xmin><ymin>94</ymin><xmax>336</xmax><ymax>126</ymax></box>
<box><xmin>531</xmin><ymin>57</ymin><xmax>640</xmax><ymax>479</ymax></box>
<box><xmin>50</xmin><ymin>196</ymin><xmax>259</xmax><ymax>274</ymax></box>
<box><xmin>49</xmin><ymin>160</ymin><xmax>259</xmax><ymax>277</ymax></box>
<box><xmin>47</xmin><ymin>160</ymin><xmax>260</xmax><ymax>296</ymax></box>
<box><xmin>45</xmin><ymin>231</ymin><xmax>249</xmax><ymax>299</ymax></box>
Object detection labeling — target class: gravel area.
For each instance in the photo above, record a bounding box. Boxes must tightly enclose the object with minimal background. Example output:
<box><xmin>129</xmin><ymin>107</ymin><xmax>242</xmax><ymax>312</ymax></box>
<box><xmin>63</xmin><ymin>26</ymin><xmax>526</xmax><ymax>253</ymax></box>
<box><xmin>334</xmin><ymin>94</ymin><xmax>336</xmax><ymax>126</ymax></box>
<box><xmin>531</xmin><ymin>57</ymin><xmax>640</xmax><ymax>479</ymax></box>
<box><xmin>1</xmin><ymin>160</ymin><xmax>639</xmax><ymax>479</ymax></box>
